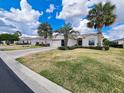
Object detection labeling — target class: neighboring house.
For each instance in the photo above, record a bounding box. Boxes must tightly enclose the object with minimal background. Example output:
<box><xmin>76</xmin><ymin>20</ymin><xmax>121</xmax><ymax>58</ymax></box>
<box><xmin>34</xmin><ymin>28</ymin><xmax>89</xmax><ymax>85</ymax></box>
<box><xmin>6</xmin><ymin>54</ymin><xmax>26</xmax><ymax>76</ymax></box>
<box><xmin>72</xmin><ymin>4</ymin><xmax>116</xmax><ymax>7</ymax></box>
<box><xmin>17</xmin><ymin>36</ymin><xmax>51</xmax><ymax>45</ymax></box>
<box><xmin>113</xmin><ymin>38</ymin><xmax>124</xmax><ymax>48</ymax></box>
<box><xmin>18</xmin><ymin>33</ymin><xmax>104</xmax><ymax>47</ymax></box>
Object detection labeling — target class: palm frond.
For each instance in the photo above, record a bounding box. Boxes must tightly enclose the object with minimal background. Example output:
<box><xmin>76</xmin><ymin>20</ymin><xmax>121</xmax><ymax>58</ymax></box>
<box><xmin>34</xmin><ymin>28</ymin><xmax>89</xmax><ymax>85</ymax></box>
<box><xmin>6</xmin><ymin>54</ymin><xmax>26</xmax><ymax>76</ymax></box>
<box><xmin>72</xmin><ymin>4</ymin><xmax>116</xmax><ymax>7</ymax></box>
<box><xmin>37</xmin><ymin>23</ymin><xmax>53</xmax><ymax>38</ymax></box>
<box><xmin>87</xmin><ymin>22</ymin><xmax>94</xmax><ymax>28</ymax></box>
<box><xmin>87</xmin><ymin>2</ymin><xmax>116</xmax><ymax>29</ymax></box>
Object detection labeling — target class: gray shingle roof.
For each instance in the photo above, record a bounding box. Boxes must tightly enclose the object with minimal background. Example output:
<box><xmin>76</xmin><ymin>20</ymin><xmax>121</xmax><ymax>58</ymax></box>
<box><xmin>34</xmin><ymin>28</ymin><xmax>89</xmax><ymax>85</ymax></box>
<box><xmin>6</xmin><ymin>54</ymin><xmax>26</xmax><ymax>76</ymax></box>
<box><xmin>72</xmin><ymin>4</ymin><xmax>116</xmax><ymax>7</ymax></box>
<box><xmin>113</xmin><ymin>38</ymin><xmax>124</xmax><ymax>42</ymax></box>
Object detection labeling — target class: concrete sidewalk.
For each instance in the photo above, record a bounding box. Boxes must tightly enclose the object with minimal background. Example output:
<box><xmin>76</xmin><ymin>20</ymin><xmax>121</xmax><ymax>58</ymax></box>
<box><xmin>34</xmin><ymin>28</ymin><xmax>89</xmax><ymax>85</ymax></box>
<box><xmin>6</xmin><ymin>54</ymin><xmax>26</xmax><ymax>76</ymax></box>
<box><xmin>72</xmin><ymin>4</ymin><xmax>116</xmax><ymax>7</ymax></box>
<box><xmin>0</xmin><ymin>48</ymin><xmax>71</xmax><ymax>93</ymax></box>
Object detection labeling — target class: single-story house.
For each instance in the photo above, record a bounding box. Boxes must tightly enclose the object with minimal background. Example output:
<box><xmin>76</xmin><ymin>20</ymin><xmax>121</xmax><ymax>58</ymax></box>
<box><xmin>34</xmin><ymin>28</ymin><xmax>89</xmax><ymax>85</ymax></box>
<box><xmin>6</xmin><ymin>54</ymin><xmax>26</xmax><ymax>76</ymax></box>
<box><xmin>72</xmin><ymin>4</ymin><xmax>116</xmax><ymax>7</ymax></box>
<box><xmin>113</xmin><ymin>38</ymin><xmax>124</xmax><ymax>48</ymax></box>
<box><xmin>17</xmin><ymin>37</ymin><xmax>51</xmax><ymax>45</ymax></box>
<box><xmin>18</xmin><ymin>33</ymin><xmax>104</xmax><ymax>47</ymax></box>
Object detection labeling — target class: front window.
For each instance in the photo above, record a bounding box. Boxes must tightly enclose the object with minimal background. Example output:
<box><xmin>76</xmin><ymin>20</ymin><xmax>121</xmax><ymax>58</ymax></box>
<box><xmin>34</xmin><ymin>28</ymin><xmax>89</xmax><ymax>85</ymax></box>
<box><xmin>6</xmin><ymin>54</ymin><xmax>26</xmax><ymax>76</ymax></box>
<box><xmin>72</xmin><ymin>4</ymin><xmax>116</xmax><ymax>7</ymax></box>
<box><xmin>61</xmin><ymin>40</ymin><xmax>65</xmax><ymax>46</ymax></box>
<box><xmin>89</xmin><ymin>39</ymin><xmax>95</xmax><ymax>46</ymax></box>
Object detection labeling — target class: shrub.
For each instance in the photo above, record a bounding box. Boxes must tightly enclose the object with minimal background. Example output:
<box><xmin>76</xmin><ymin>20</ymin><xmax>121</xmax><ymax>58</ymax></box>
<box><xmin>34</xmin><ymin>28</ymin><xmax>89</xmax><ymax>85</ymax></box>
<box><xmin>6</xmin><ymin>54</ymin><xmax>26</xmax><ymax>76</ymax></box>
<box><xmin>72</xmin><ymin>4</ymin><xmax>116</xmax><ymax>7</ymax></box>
<box><xmin>82</xmin><ymin>46</ymin><xmax>103</xmax><ymax>50</ymax></box>
<box><xmin>58</xmin><ymin>46</ymin><xmax>68</xmax><ymax>50</ymax></box>
<box><xmin>35</xmin><ymin>42</ymin><xmax>40</xmax><ymax>46</ymax></box>
<box><xmin>40</xmin><ymin>43</ymin><xmax>50</xmax><ymax>47</ymax></box>
<box><xmin>103</xmin><ymin>38</ymin><xmax>109</xmax><ymax>46</ymax></box>
<box><xmin>58</xmin><ymin>46</ymin><xmax>77</xmax><ymax>50</ymax></box>
<box><xmin>58</xmin><ymin>46</ymin><xmax>104</xmax><ymax>50</ymax></box>
<box><xmin>68</xmin><ymin>46</ymin><xmax>77</xmax><ymax>50</ymax></box>
<box><xmin>35</xmin><ymin>43</ymin><xmax>50</xmax><ymax>47</ymax></box>
<box><xmin>103</xmin><ymin>38</ymin><xmax>110</xmax><ymax>50</ymax></box>
<box><xmin>104</xmin><ymin>46</ymin><xmax>109</xmax><ymax>51</ymax></box>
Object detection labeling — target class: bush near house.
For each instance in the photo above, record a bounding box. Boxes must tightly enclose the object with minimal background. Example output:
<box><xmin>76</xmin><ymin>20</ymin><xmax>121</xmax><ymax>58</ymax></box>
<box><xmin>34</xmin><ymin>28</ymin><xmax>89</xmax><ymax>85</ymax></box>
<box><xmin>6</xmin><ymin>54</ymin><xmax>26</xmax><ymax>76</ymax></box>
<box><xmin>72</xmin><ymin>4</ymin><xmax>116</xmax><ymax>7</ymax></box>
<box><xmin>103</xmin><ymin>38</ymin><xmax>110</xmax><ymax>51</ymax></box>
<box><xmin>35</xmin><ymin>42</ymin><xmax>50</xmax><ymax>47</ymax></box>
<box><xmin>58</xmin><ymin>46</ymin><xmax>104</xmax><ymax>50</ymax></box>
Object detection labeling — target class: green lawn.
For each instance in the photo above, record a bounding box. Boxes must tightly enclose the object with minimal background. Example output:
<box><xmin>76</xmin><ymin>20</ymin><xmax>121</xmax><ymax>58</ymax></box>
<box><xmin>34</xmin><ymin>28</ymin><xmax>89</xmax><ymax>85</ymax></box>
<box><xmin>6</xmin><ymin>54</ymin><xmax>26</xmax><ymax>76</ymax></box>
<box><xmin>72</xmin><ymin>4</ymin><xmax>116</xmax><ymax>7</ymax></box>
<box><xmin>0</xmin><ymin>45</ymin><xmax>42</xmax><ymax>51</ymax></box>
<box><xmin>17</xmin><ymin>48</ymin><xmax>124</xmax><ymax>93</ymax></box>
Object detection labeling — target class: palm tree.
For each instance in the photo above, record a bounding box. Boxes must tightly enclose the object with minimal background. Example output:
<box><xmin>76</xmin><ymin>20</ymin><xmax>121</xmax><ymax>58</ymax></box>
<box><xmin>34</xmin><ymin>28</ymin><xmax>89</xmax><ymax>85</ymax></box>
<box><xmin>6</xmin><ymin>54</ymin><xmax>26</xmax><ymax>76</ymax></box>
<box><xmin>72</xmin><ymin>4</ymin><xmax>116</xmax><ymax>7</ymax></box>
<box><xmin>55</xmin><ymin>23</ymin><xmax>79</xmax><ymax>48</ymax></box>
<box><xmin>13</xmin><ymin>31</ymin><xmax>22</xmax><ymax>42</ymax></box>
<box><xmin>37</xmin><ymin>23</ymin><xmax>52</xmax><ymax>44</ymax></box>
<box><xmin>14</xmin><ymin>31</ymin><xmax>22</xmax><ymax>37</ymax></box>
<box><xmin>87</xmin><ymin>2</ymin><xmax>116</xmax><ymax>47</ymax></box>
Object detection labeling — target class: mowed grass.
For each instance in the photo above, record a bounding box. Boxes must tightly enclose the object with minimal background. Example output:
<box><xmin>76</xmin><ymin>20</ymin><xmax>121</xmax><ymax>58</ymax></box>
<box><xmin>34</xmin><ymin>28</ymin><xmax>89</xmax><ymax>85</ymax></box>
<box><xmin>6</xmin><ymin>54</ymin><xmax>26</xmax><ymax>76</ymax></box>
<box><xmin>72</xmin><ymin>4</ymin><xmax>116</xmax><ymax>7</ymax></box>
<box><xmin>17</xmin><ymin>48</ymin><xmax>124</xmax><ymax>93</ymax></box>
<box><xmin>0</xmin><ymin>45</ymin><xmax>41</xmax><ymax>51</ymax></box>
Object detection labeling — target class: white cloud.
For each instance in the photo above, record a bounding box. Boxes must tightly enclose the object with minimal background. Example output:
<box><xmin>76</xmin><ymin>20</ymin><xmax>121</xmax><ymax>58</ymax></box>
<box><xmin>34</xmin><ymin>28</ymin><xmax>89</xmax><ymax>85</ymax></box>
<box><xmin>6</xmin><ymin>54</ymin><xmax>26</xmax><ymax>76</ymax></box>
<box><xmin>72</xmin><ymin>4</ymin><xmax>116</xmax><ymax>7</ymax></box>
<box><xmin>57</xmin><ymin>0</ymin><xmax>124</xmax><ymax>22</ymax></box>
<box><xmin>108</xmin><ymin>25</ymin><xmax>124</xmax><ymax>40</ymax></box>
<box><xmin>57</xmin><ymin>0</ymin><xmax>124</xmax><ymax>38</ymax></box>
<box><xmin>48</xmin><ymin>16</ymin><xmax>52</xmax><ymax>19</ymax></box>
<box><xmin>56</xmin><ymin>0</ymin><xmax>101</xmax><ymax>33</ymax></box>
<box><xmin>73</xmin><ymin>19</ymin><xmax>94</xmax><ymax>34</ymax></box>
<box><xmin>103</xmin><ymin>33</ymin><xmax>110</xmax><ymax>39</ymax></box>
<box><xmin>0</xmin><ymin>0</ymin><xmax>42</xmax><ymax>35</ymax></box>
<box><xmin>57</xmin><ymin>0</ymin><xmax>90</xmax><ymax>20</ymax></box>
<box><xmin>46</xmin><ymin>4</ymin><xmax>55</xmax><ymax>13</ymax></box>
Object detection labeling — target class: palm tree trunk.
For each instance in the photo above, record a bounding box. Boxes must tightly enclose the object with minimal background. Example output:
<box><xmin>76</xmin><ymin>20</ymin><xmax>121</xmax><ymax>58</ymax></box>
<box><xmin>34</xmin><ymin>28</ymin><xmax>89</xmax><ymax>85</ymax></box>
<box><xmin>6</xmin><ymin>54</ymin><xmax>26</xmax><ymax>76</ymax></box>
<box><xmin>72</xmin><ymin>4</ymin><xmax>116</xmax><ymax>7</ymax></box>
<box><xmin>97</xmin><ymin>28</ymin><xmax>102</xmax><ymax>47</ymax></box>
<box><xmin>45</xmin><ymin>38</ymin><xmax>47</xmax><ymax>45</ymax></box>
<box><xmin>64</xmin><ymin>37</ymin><xmax>68</xmax><ymax>48</ymax></box>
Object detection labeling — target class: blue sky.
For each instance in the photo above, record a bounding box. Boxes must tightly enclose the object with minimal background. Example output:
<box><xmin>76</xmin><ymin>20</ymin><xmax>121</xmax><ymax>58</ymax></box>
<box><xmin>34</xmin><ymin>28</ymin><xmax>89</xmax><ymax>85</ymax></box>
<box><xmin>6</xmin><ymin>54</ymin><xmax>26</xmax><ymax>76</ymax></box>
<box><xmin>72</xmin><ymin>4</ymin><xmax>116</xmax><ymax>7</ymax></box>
<box><xmin>0</xmin><ymin>0</ymin><xmax>64</xmax><ymax>30</ymax></box>
<box><xmin>0</xmin><ymin>0</ymin><xmax>124</xmax><ymax>40</ymax></box>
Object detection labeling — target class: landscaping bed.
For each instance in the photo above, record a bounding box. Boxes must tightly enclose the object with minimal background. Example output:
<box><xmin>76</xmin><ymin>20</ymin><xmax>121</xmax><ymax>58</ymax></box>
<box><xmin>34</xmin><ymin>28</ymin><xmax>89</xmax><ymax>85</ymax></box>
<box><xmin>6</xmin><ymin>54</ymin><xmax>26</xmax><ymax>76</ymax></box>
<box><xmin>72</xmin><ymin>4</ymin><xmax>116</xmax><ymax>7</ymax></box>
<box><xmin>17</xmin><ymin>48</ymin><xmax>124</xmax><ymax>93</ymax></box>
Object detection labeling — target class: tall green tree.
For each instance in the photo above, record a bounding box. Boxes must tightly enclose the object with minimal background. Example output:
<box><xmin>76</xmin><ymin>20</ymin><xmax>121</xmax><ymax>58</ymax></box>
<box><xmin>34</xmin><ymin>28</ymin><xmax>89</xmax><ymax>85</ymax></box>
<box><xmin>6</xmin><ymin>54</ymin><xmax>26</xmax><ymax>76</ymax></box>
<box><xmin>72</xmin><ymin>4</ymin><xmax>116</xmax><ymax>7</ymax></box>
<box><xmin>37</xmin><ymin>23</ymin><xmax>52</xmax><ymax>44</ymax></box>
<box><xmin>0</xmin><ymin>33</ymin><xmax>19</xmax><ymax>44</ymax></box>
<box><xmin>55</xmin><ymin>23</ymin><xmax>79</xmax><ymax>48</ymax></box>
<box><xmin>87</xmin><ymin>2</ymin><xmax>116</xmax><ymax>47</ymax></box>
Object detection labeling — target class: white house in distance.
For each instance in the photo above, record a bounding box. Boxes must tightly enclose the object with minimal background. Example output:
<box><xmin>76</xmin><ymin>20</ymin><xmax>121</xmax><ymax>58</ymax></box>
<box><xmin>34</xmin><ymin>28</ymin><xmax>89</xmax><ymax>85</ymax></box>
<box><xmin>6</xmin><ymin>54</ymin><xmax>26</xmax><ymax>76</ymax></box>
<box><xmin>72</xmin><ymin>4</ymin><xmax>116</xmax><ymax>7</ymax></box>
<box><xmin>18</xmin><ymin>33</ymin><xmax>104</xmax><ymax>47</ymax></box>
<box><xmin>113</xmin><ymin>38</ymin><xmax>124</xmax><ymax>48</ymax></box>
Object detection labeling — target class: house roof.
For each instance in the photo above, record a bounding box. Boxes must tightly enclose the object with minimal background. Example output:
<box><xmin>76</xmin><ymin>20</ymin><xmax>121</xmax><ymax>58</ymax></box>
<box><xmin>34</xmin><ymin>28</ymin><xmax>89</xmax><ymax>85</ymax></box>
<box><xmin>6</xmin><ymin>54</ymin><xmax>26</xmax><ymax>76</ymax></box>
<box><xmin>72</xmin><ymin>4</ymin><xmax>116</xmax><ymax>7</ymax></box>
<box><xmin>113</xmin><ymin>38</ymin><xmax>124</xmax><ymax>42</ymax></box>
<box><xmin>78</xmin><ymin>33</ymin><xmax>104</xmax><ymax>38</ymax></box>
<box><xmin>81</xmin><ymin>33</ymin><xmax>98</xmax><ymax>37</ymax></box>
<box><xmin>20</xmin><ymin>33</ymin><xmax>103</xmax><ymax>41</ymax></box>
<box><xmin>20</xmin><ymin>36</ymin><xmax>44</xmax><ymax>40</ymax></box>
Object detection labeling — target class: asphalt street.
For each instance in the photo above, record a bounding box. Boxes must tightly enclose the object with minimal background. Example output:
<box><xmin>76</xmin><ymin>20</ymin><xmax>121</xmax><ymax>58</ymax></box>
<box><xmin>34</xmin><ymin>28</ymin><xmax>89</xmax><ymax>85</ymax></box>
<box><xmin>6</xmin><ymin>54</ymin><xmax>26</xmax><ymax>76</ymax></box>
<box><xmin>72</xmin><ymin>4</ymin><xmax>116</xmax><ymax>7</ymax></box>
<box><xmin>0</xmin><ymin>58</ymin><xmax>34</xmax><ymax>93</ymax></box>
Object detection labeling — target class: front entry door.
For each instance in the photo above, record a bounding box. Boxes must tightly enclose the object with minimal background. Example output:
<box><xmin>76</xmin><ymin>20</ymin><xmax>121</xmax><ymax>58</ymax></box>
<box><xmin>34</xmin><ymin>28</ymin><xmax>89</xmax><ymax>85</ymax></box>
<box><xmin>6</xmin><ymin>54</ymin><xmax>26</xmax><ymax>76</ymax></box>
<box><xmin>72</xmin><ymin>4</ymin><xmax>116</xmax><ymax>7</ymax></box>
<box><xmin>61</xmin><ymin>40</ymin><xmax>65</xmax><ymax>46</ymax></box>
<box><xmin>78</xmin><ymin>39</ymin><xmax>82</xmax><ymax>46</ymax></box>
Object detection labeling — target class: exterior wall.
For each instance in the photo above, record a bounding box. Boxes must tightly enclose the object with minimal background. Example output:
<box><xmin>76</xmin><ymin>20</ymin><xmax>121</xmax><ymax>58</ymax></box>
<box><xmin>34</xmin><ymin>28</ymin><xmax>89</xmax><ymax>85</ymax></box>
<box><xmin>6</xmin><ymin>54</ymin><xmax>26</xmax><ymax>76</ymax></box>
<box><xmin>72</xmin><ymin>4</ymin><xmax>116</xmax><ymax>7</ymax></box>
<box><xmin>51</xmin><ymin>34</ymin><xmax>77</xmax><ymax>47</ymax></box>
<box><xmin>50</xmin><ymin>40</ymin><xmax>61</xmax><ymax>47</ymax></box>
<box><xmin>118</xmin><ymin>40</ymin><xmax>124</xmax><ymax>45</ymax></box>
<box><xmin>17</xmin><ymin>40</ymin><xmax>31</xmax><ymax>44</ymax></box>
<box><xmin>82</xmin><ymin>35</ymin><xmax>98</xmax><ymax>47</ymax></box>
<box><xmin>68</xmin><ymin>39</ymin><xmax>77</xmax><ymax>46</ymax></box>
<box><xmin>118</xmin><ymin>40</ymin><xmax>124</xmax><ymax>48</ymax></box>
<box><xmin>52</xmin><ymin>35</ymin><xmax>64</xmax><ymax>40</ymax></box>
<box><xmin>0</xmin><ymin>41</ymin><xmax>6</xmax><ymax>45</ymax></box>
<box><xmin>30</xmin><ymin>39</ymin><xmax>41</xmax><ymax>45</ymax></box>
<box><xmin>50</xmin><ymin>35</ymin><xmax>63</xmax><ymax>47</ymax></box>
<box><xmin>51</xmin><ymin>39</ymin><xmax>77</xmax><ymax>47</ymax></box>
<box><xmin>30</xmin><ymin>39</ymin><xmax>51</xmax><ymax>45</ymax></box>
